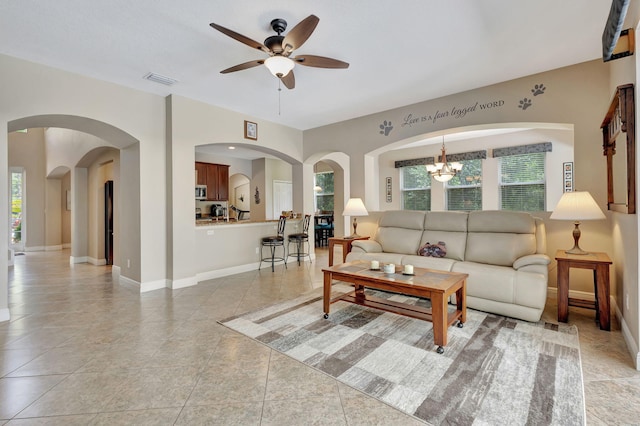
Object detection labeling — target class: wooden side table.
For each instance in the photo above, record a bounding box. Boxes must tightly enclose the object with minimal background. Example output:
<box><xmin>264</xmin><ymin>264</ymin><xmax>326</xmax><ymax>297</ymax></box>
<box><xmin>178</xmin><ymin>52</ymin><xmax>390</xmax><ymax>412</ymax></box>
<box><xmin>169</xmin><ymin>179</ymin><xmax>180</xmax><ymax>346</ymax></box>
<box><xmin>555</xmin><ymin>250</ymin><xmax>612</xmax><ymax>331</ymax></box>
<box><xmin>328</xmin><ymin>236</ymin><xmax>369</xmax><ymax>266</ymax></box>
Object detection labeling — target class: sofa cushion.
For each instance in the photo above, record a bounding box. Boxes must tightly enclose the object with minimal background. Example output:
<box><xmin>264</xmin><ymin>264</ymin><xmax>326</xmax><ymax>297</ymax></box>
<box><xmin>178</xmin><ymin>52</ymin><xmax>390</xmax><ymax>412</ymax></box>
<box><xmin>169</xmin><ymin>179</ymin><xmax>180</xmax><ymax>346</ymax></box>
<box><xmin>401</xmin><ymin>254</ymin><xmax>455</xmax><ymax>272</ymax></box>
<box><xmin>452</xmin><ymin>261</ymin><xmax>515</xmax><ymax>304</ymax></box>
<box><xmin>420</xmin><ymin>211</ymin><xmax>468</xmax><ymax>261</ymax></box>
<box><xmin>375</xmin><ymin>210</ymin><xmax>425</xmax><ymax>255</ymax></box>
<box><xmin>465</xmin><ymin>211</ymin><xmax>537</xmax><ymax>266</ymax></box>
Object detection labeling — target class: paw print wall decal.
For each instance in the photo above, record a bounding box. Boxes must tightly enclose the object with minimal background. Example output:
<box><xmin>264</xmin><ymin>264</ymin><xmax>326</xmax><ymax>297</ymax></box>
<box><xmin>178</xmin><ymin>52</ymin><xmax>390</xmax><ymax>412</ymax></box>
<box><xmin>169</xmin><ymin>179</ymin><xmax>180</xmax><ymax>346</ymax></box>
<box><xmin>518</xmin><ymin>98</ymin><xmax>532</xmax><ymax>110</ymax></box>
<box><xmin>517</xmin><ymin>83</ymin><xmax>546</xmax><ymax>111</ymax></box>
<box><xmin>379</xmin><ymin>120</ymin><xmax>393</xmax><ymax>136</ymax></box>
<box><xmin>531</xmin><ymin>84</ymin><xmax>546</xmax><ymax>96</ymax></box>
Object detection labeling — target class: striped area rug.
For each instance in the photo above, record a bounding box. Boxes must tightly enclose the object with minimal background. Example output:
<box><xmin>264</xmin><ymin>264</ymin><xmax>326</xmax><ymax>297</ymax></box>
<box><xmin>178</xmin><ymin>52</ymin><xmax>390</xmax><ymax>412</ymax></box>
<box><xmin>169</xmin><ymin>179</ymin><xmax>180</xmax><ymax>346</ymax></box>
<box><xmin>220</xmin><ymin>284</ymin><xmax>585</xmax><ymax>425</ymax></box>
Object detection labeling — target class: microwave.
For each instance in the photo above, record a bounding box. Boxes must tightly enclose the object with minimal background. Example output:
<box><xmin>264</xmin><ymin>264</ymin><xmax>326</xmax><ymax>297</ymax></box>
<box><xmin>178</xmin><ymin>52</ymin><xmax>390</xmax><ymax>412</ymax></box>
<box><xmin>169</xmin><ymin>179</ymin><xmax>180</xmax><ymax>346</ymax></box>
<box><xmin>195</xmin><ymin>185</ymin><xmax>207</xmax><ymax>200</ymax></box>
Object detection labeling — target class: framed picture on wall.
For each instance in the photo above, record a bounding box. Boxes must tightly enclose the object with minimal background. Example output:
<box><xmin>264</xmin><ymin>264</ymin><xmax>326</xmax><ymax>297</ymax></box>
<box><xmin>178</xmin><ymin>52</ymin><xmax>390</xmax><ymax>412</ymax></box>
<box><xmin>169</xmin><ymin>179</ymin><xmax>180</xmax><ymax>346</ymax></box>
<box><xmin>386</xmin><ymin>177</ymin><xmax>392</xmax><ymax>202</ymax></box>
<box><xmin>244</xmin><ymin>120</ymin><xmax>257</xmax><ymax>140</ymax></box>
<box><xmin>563</xmin><ymin>162</ymin><xmax>573</xmax><ymax>192</ymax></box>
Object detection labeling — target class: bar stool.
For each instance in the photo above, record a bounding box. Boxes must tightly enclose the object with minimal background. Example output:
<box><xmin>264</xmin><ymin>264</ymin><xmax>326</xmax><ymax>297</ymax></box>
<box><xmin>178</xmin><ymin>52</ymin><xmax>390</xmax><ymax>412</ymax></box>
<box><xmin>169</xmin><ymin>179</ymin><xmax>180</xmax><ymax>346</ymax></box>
<box><xmin>259</xmin><ymin>215</ymin><xmax>287</xmax><ymax>272</ymax></box>
<box><xmin>287</xmin><ymin>214</ymin><xmax>311</xmax><ymax>266</ymax></box>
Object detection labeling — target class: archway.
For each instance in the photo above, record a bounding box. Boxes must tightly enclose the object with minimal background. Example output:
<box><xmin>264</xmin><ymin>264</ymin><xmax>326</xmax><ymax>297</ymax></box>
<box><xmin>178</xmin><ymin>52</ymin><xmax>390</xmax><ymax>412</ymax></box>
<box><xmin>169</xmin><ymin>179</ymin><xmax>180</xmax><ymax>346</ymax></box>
<box><xmin>363</xmin><ymin>122</ymin><xmax>575</xmax><ymax>211</ymax></box>
<box><xmin>6</xmin><ymin>115</ymin><xmax>140</xmax><ymax>294</ymax></box>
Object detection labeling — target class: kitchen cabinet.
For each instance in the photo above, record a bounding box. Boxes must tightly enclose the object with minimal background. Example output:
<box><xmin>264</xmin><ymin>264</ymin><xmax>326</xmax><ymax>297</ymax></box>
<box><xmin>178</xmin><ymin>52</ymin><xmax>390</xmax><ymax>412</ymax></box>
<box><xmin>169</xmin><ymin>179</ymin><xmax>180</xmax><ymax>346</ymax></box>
<box><xmin>195</xmin><ymin>162</ymin><xmax>208</xmax><ymax>186</ymax></box>
<box><xmin>195</xmin><ymin>162</ymin><xmax>229</xmax><ymax>201</ymax></box>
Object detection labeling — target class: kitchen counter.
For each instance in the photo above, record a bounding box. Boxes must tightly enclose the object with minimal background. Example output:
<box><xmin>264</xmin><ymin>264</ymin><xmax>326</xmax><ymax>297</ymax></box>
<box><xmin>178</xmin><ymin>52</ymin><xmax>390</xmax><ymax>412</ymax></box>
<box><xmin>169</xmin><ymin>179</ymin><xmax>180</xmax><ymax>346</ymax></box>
<box><xmin>196</xmin><ymin>218</ymin><xmax>300</xmax><ymax>227</ymax></box>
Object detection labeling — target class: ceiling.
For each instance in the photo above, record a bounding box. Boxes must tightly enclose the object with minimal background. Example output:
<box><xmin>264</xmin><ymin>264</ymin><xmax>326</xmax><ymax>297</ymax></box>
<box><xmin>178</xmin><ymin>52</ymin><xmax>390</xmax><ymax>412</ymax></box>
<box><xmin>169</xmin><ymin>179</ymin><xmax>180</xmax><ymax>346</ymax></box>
<box><xmin>0</xmin><ymin>1</ymin><xmax>613</xmax><ymax>131</ymax></box>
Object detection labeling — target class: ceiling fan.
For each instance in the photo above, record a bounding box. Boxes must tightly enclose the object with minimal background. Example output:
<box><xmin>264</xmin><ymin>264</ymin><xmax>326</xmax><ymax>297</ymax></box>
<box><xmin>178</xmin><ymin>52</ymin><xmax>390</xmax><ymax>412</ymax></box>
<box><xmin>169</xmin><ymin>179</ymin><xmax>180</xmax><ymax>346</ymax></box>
<box><xmin>209</xmin><ymin>15</ymin><xmax>349</xmax><ymax>89</ymax></box>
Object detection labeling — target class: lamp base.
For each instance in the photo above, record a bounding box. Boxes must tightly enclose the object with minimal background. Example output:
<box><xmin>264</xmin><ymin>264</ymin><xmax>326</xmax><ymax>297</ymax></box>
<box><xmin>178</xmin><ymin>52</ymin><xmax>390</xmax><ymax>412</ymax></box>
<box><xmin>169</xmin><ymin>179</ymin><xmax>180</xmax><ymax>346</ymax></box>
<box><xmin>564</xmin><ymin>221</ymin><xmax>590</xmax><ymax>255</ymax></box>
<box><xmin>565</xmin><ymin>247</ymin><xmax>589</xmax><ymax>255</ymax></box>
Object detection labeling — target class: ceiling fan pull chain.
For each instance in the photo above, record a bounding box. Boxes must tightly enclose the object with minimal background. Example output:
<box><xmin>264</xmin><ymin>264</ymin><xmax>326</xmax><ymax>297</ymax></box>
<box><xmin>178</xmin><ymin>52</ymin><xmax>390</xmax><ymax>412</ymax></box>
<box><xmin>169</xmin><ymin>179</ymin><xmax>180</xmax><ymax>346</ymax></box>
<box><xmin>278</xmin><ymin>79</ymin><xmax>282</xmax><ymax>115</ymax></box>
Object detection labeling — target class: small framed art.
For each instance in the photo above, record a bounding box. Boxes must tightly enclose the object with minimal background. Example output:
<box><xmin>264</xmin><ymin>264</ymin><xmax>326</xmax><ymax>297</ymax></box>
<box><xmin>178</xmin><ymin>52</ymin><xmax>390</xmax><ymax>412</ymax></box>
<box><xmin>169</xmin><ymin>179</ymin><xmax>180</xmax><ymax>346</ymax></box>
<box><xmin>386</xmin><ymin>177</ymin><xmax>392</xmax><ymax>202</ymax></box>
<box><xmin>244</xmin><ymin>120</ymin><xmax>257</xmax><ymax>140</ymax></box>
<box><xmin>563</xmin><ymin>162</ymin><xmax>573</xmax><ymax>192</ymax></box>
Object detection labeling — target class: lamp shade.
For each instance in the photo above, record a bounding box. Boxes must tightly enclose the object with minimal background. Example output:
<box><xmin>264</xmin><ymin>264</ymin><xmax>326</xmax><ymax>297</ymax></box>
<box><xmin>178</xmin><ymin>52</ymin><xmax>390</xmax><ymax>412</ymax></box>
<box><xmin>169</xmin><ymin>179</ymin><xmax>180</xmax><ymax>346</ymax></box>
<box><xmin>264</xmin><ymin>56</ymin><xmax>295</xmax><ymax>77</ymax></box>
<box><xmin>343</xmin><ymin>198</ymin><xmax>368</xmax><ymax>217</ymax></box>
<box><xmin>550</xmin><ymin>191</ymin><xmax>606</xmax><ymax>220</ymax></box>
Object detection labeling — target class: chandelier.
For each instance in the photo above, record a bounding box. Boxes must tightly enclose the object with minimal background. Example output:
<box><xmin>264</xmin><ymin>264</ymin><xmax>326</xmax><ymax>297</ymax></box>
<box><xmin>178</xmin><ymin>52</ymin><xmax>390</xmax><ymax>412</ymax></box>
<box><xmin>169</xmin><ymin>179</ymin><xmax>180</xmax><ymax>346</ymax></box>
<box><xmin>426</xmin><ymin>137</ymin><xmax>463</xmax><ymax>182</ymax></box>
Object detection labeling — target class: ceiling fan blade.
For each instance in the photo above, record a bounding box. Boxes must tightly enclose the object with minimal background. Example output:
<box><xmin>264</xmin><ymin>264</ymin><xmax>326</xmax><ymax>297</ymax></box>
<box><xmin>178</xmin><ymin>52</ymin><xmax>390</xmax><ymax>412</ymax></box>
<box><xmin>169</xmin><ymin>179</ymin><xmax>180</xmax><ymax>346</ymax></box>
<box><xmin>282</xmin><ymin>15</ymin><xmax>319</xmax><ymax>54</ymax></box>
<box><xmin>220</xmin><ymin>59</ymin><xmax>264</xmax><ymax>74</ymax></box>
<box><xmin>210</xmin><ymin>22</ymin><xmax>270</xmax><ymax>53</ymax></box>
<box><xmin>280</xmin><ymin>71</ymin><xmax>295</xmax><ymax>89</ymax></box>
<box><xmin>293</xmin><ymin>55</ymin><xmax>349</xmax><ymax>69</ymax></box>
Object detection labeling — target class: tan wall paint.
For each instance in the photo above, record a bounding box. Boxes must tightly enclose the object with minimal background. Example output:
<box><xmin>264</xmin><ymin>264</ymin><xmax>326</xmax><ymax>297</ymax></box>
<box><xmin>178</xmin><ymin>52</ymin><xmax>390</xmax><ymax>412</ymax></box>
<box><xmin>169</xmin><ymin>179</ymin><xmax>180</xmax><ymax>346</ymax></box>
<box><xmin>8</xmin><ymin>129</ymin><xmax>46</xmax><ymax>250</ymax></box>
<box><xmin>62</xmin><ymin>171</ymin><xmax>71</xmax><ymax>246</ymax></box>
<box><xmin>87</xmin><ymin>149</ymin><xmax>118</xmax><ymax>263</ymax></box>
<box><xmin>45</xmin><ymin>178</ymin><xmax>62</xmax><ymax>249</ymax></box>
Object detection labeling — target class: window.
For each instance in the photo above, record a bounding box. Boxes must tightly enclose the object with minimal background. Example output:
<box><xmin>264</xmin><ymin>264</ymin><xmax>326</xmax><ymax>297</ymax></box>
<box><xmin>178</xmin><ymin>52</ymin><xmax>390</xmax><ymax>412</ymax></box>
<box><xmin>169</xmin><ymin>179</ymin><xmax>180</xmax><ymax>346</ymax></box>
<box><xmin>499</xmin><ymin>152</ymin><xmax>545</xmax><ymax>211</ymax></box>
<box><xmin>314</xmin><ymin>171</ymin><xmax>334</xmax><ymax>211</ymax></box>
<box><xmin>446</xmin><ymin>159</ymin><xmax>482</xmax><ymax>211</ymax></box>
<box><xmin>401</xmin><ymin>165</ymin><xmax>431</xmax><ymax>210</ymax></box>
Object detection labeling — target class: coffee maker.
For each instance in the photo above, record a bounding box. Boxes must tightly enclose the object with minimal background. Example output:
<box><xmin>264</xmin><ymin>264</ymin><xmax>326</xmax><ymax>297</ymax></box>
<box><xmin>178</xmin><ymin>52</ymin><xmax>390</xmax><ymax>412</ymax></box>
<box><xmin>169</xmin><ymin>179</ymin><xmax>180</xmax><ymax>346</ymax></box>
<box><xmin>210</xmin><ymin>204</ymin><xmax>227</xmax><ymax>219</ymax></box>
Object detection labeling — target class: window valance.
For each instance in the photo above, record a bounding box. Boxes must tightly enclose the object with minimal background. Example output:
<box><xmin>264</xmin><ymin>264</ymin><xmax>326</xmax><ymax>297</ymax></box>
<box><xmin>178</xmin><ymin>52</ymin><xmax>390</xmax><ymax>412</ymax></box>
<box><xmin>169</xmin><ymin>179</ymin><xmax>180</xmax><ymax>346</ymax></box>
<box><xmin>492</xmin><ymin>142</ymin><xmax>552</xmax><ymax>158</ymax></box>
<box><xmin>395</xmin><ymin>150</ymin><xmax>487</xmax><ymax>168</ymax></box>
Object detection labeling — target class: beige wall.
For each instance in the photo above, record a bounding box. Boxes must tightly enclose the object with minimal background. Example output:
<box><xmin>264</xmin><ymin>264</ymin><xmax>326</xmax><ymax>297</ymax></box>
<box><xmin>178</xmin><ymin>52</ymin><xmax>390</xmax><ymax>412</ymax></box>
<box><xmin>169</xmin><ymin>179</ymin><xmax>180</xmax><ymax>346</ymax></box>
<box><xmin>87</xmin><ymin>149</ymin><xmax>118</xmax><ymax>264</ymax></box>
<box><xmin>8</xmin><ymin>129</ymin><xmax>46</xmax><ymax>250</ymax></box>
<box><xmin>61</xmin><ymin>171</ymin><xmax>71</xmax><ymax>246</ymax></box>
<box><xmin>606</xmin><ymin>6</ymin><xmax>640</xmax><ymax>366</ymax></box>
<box><xmin>45</xmin><ymin>177</ymin><xmax>62</xmax><ymax>249</ymax></box>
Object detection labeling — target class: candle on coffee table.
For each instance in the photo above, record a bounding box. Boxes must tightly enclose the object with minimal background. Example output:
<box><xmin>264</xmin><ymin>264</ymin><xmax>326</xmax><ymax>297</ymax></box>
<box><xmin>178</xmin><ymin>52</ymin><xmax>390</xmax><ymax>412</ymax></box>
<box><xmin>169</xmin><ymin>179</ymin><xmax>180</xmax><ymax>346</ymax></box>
<box><xmin>370</xmin><ymin>260</ymin><xmax>379</xmax><ymax>269</ymax></box>
<box><xmin>404</xmin><ymin>264</ymin><xmax>414</xmax><ymax>274</ymax></box>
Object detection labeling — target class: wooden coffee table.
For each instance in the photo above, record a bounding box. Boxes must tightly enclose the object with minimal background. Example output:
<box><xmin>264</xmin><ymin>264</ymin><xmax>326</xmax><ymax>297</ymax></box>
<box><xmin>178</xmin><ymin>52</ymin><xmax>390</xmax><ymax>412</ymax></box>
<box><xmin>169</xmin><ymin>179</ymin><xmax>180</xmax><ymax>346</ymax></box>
<box><xmin>322</xmin><ymin>260</ymin><xmax>468</xmax><ymax>354</ymax></box>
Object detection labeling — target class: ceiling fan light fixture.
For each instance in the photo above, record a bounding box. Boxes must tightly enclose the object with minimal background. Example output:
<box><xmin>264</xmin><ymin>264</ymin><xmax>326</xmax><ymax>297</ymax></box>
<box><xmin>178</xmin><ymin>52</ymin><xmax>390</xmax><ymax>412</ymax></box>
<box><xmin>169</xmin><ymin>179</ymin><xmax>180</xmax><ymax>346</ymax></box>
<box><xmin>264</xmin><ymin>56</ymin><xmax>295</xmax><ymax>77</ymax></box>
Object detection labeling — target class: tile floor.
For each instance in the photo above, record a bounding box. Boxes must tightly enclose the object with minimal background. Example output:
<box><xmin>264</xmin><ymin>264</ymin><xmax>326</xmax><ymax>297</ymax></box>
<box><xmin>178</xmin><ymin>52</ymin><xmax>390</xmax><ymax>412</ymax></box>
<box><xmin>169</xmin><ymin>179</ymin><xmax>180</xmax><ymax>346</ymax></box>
<box><xmin>0</xmin><ymin>248</ymin><xmax>638</xmax><ymax>425</ymax></box>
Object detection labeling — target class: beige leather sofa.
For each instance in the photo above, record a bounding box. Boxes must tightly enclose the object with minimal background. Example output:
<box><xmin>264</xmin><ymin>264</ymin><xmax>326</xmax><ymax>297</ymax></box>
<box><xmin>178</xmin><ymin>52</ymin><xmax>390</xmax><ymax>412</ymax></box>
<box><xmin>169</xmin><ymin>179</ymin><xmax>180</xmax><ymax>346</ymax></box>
<box><xmin>346</xmin><ymin>210</ymin><xmax>551</xmax><ymax>322</ymax></box>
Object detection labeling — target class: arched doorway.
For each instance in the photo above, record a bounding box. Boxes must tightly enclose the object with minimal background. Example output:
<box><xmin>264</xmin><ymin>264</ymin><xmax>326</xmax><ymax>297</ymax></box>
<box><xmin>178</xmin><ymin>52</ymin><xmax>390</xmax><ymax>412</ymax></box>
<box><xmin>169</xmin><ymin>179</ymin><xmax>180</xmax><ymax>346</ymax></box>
<box><xmin>6</xmin><ymin>116</ymin><xmax>139</xmax><ymax>285</ymax></box>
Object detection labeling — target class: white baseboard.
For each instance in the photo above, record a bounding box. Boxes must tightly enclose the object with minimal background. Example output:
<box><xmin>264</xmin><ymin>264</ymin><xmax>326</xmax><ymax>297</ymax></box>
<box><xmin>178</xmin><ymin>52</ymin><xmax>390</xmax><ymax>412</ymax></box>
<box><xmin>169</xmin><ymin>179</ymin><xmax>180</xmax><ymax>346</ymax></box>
<box><xmin>196</xmin><ymin>262</ymin><xmax>260</xmax><ymax>282</ymax></box>
<box><xmin>45</xmin><ymin>245</ymin><xmax>63</xmax><ymax>251</ymax></box>
<box><xmin>69</xmin><ymin>256</ymin><xmax>88</xmax><ymax>264</ymax></box>
<box><xmin>194</xmin><ymin>254</ymin><xmax>315</xmax><ymax>283</ymax></box>
<box><xmin>141</xmin><ymin>279</ymin><xmax>169</xmax><ymax>292</ymax></box>
<box><xmin>546</xmin><ymin>287</ymin><xmax>596</xmax><ymax>301</ymax></box>
<box><xmin>118</xmin><ymin>273</ymin><xmax>167</xmax><ymax>293</ymax></box>
<box><xmin>88</xmin><ymin>257</ymin><xmax>107</xmax><ymax>266</ymax></box>
<box><xmin>25</xmin><ymin>246</ymin><xmax>45</xmax><ymax>252</ymax></box>
<box><xmin>112</xmin><ymin>265</ymin><xmax>121</xmax><ymax>278</ymax></box>
<box><xmin>62</xmin><ymin>243</ymin><xmax>71</xmax><ymax>249</ymax></box>
<box><xmin>0</xmin><ymin>308</ymin><xmax>9</xmax><ymax>322</ymax></box>
<box><xmin>169</xmin><ymin>276</ymin><xmax>197</xmax><ymax>290</ymax></box>
<box><xmin>614</xmin><ymin>302</ymin><xmax>640</xmax><ymax>371</ymax></box>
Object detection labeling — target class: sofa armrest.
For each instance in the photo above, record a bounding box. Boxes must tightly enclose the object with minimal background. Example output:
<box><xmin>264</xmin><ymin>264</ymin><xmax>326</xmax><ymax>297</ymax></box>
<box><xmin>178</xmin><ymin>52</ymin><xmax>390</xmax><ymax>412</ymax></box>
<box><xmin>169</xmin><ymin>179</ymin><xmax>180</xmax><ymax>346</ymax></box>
<box><xmin>513</xmin><ymin>254</ymin><xmax>551</xmax><ymax>270</ymax></box>
<box><xmin>351</xmin><ymin>240</ymin><xmax>383</xmax><ymax>253</ymax></box>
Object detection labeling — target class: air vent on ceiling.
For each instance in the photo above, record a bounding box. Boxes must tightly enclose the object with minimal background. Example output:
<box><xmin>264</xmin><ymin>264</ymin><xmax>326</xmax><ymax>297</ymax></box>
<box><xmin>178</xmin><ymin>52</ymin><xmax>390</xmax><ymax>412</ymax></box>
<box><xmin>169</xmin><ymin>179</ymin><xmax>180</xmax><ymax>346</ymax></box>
<box><xmin>143</xmin><ymin>72</ymin><xmax>179</xmax><ymax>86</ymax></box>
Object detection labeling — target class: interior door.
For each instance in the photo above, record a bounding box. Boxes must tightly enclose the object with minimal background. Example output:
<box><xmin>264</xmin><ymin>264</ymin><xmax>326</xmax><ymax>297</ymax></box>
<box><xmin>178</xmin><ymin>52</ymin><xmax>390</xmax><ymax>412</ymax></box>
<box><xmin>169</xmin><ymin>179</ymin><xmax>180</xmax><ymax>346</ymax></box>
<box><xmin>104</xmin><ymin>180</ymin><xmax>114</xmax><ymax>265</ymax></box>
<box><xmin>272</xmin><ymin>180</ymin><xmax>292</xmax><ymax>219</ymax></box>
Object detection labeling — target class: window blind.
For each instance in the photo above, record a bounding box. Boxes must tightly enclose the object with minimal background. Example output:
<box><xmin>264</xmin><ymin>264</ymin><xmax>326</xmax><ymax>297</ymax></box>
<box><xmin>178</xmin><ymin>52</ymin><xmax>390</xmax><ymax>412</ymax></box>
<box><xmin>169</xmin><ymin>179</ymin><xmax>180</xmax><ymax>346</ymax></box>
<box><xmin>499</xmin><ymin>152</ymin><xmax>546</xmax><ymax>211</ymax></box>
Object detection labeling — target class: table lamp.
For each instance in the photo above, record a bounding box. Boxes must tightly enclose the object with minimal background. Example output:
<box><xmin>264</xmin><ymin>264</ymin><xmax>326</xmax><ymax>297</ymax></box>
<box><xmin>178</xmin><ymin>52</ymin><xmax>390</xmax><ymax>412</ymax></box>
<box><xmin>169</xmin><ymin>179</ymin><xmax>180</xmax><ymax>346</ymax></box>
<box><xmin>550</xmin><ymin>191</ymin><xmax>605</xmax><ymax>255</ymax></box>
<box><xmin>343</xmin><ymin>198</ymin><xmax>368</xmax><ymax>239</ymax></box>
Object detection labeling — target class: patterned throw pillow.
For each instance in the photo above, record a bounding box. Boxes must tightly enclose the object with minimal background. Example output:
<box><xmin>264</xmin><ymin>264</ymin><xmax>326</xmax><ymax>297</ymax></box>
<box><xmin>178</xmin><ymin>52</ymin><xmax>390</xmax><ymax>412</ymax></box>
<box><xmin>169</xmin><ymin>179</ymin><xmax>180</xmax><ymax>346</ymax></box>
<box><xmin>418</xmin><ymin>241</ymin><xmax>447</xmax><ymax>258</ymax></box>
